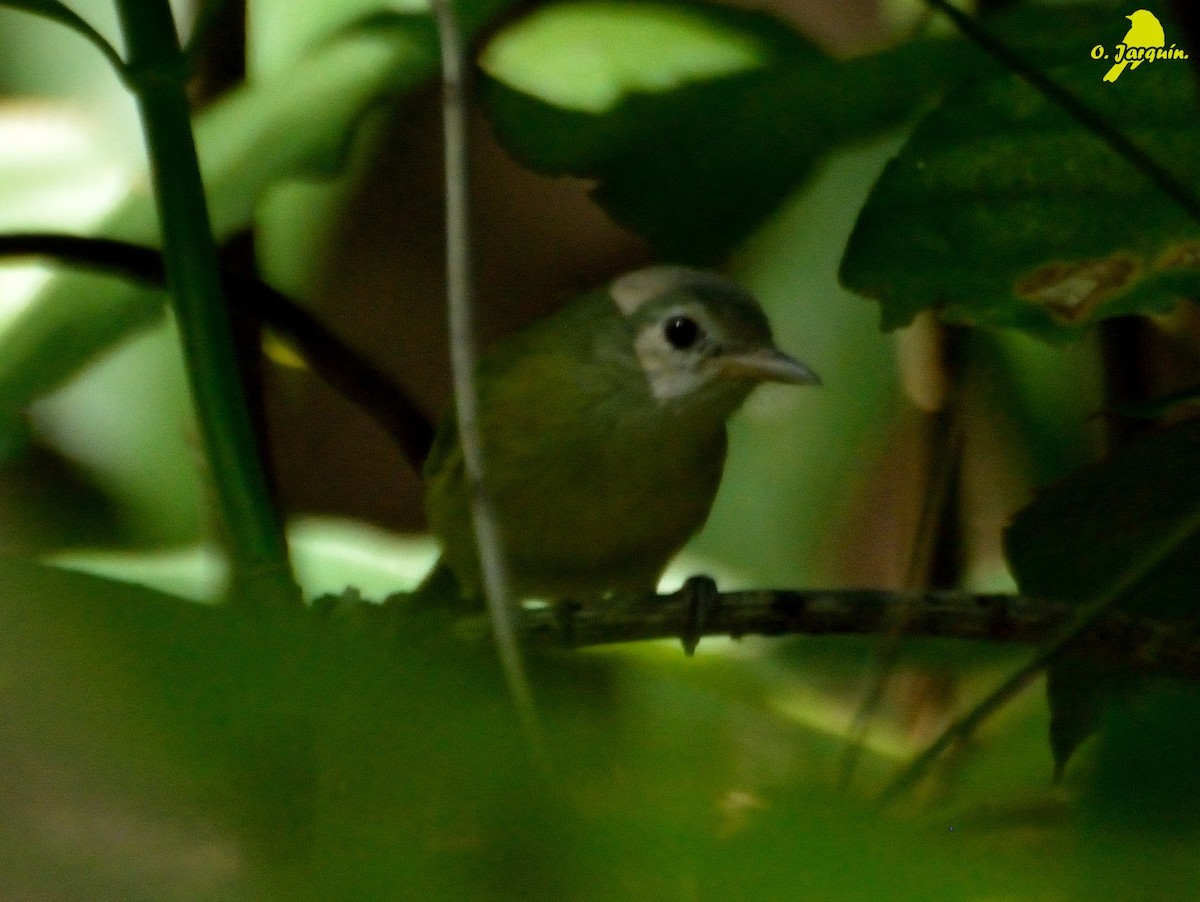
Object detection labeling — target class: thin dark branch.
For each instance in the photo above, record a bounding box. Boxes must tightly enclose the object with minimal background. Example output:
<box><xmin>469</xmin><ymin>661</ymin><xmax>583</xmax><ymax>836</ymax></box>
<box><xmin>0</xmin><ymin>232</ymin><xmax>435</xmax><ymax>473</ymax></box>
<box><xmin>926</xmin><ymin>0</ymin><xmax>1200</xmax><ymax>225</ymax></box>
<box><xmin>521</xmin><ymin>587</ymin><xmax>1200</xmax><ymax>682</ymax></box>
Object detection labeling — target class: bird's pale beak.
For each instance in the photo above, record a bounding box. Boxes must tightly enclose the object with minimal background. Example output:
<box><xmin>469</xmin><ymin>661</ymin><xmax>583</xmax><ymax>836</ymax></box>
<box><xmin>713</xmin><ymin>348</ymin><xmax>821</xmax><ymax>385</ymax></box>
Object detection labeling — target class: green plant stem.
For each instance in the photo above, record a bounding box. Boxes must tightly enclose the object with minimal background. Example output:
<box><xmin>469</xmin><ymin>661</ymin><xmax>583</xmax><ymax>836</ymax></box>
<box><xmin>113</xmin><ymin>0</ymin><xmax>296</xmax><ymax>604</ymax></box>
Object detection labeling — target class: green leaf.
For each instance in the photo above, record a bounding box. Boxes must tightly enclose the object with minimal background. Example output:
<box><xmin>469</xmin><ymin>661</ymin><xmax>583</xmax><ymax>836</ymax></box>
<box><xmin>840</xmin><ymin>7</ymin><xmax>1200</xmax><ymax>339</ymax></box>
<box><xmin>1004</xmin><ymin>416</ymin><xmax>1200</xmax><ymax>771</ymax></box>
<box><xmin>482</xmin><ymin>1</ymin><xmax>964</xmax><ymax>262</ymax></box>
<box><xmin>0</xmin><ymin>0</ymin><xmax>125</xmax><ymax>75</ymax></box>
<box><xmin>480</xmin><ymin>0</ymin><xmax>769</xmax><ymax>113</ymax></box>
<box><xmin>1005</xmin><ymin>417</ymin><xmax>1200</xmax><ymax>619</ymax></box>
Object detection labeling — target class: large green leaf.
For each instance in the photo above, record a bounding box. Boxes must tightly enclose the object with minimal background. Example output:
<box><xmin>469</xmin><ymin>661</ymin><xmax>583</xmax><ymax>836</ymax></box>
<box><xmin>481</xmin><ymin>0</ymin><xmax>772</xmax><ymax>114</ymax></box>
<box><xmin>1005</xmin><ymin>417</ymin><xmax>1200</xmax><ymax>620</ymax></box>
<box><xmin>1004</xmin><ymin>416</ymin><xmax>1200</xmax><ymax>771</ymax></box>
<box><xmin>481</xmin><ymin>1</ymin><xmax>966</xmax><ymax>262</ymax></box>
<box><xmin>840</xmin><ymin>5</ymin><xmax>1200</xmax><ymax>339</ymax></box>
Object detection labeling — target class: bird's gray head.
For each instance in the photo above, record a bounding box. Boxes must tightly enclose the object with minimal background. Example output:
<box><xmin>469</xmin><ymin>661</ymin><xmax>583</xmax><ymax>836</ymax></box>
<box><xmin>608</xmin><ymin>265</ymin><xmax>819</xmax><ymax>406</ymax></box>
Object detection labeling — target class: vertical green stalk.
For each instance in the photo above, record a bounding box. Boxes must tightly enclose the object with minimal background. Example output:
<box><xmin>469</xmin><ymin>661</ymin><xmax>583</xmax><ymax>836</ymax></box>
<box><xmin>114</xmin><ymin>0</ymin><xmax>296</xmax><ymax>604</ymax></box>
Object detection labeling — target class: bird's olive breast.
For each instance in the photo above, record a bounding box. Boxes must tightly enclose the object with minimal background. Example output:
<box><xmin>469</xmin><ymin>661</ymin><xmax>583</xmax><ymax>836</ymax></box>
<box><xmin>424</xmin><ymin>322</ymin><xmax>730</xmax><ymax>596</ymax></box>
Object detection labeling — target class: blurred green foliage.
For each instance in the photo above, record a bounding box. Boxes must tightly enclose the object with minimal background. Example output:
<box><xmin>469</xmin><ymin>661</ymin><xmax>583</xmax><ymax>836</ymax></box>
<box><xmin>0</xmin><ymin>558</ymin><xmax>1071</xmax><ymax>900</ymax></box>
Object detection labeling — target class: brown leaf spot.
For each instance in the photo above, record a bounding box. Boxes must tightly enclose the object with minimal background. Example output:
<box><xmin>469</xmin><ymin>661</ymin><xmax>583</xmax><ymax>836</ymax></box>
<box><xmin>1014</xmin><ymin>255</ymin><xmax>1140</xmax><ymax>324</ymax></box>
<box><xmin>1154</xmin><ymin>241</ymin><xmax>1200</xmax><ymax>271</ymax></box>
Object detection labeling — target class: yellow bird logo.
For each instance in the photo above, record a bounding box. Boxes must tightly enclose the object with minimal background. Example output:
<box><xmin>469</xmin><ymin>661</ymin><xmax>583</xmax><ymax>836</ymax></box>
<box><xmin>1104</xmin><ymin>9</ymin><xmax>1165</xmax><ymax>82</ymax></box>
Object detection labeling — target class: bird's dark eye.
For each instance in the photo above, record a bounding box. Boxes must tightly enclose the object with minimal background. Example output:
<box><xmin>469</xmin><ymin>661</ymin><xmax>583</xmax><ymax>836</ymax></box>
<box><xmin>664</xmin><ymin>315</ymin><xmax>700</xmax><ymax>350</ymax></box>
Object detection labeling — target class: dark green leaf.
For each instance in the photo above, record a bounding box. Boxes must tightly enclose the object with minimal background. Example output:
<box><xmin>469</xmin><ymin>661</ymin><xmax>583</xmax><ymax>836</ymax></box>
<box><xmin>1005</xmin><ymin>417</ymin><xmax>1200</xmax><ymax>619</ymax></box>
<box><xmin>482</xmin><ymin>1</ymin><xmax>965</xmax><ymax>262</ymax></box>
<box><xmin>0</xmin><ymin>555</ymin><xmax>1109</xmax><ymax>897</ymax></box>
<box><xmin>1044</xmin><ymin>654</ymin><xmax>1132</xmax><ymax>780</ymax></box>
<box><xmin>1004</xmin><ymin>416</ymin><xmax>1200</xmax><ymax>771</ymax></box>
<box><xmin>841</xmin><ymin>5</ymin><xmax>1200</xmax><ymax>339</ymax></box>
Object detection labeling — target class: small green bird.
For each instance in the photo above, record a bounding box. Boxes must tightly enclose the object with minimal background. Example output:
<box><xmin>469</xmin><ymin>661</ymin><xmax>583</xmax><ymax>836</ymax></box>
<box><xmin>422</xmin><ymin>265</ymin><xmax>819</xmax><ymax>602</ymax></box>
